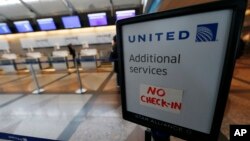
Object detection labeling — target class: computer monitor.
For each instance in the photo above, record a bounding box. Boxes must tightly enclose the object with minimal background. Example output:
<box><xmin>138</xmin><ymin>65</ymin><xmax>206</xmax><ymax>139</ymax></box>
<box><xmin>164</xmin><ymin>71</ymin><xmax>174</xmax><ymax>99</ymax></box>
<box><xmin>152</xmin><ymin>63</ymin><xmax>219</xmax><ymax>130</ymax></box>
<box><xmin>14</xmin><ymin>20</ymin><xmax>34</xmax><ymax>33</ymax></box>
<box><xmin>37</xmin><ymin>18</ymin><xmax>56</xmax><ymax>31</ymax></box>
<box><xmin>0</xmin><ymin>23</ymin><xmax>11</xmax><ymax>34</ymax></box>
<box><xmin>116</xmin><ymin>10</ymin><xmax>136</xmax><ymax>21</ymax></box>
<box><xmin>61</xmin><ymin>15</ymin><xmax>81</xmax><ymax>29</ymax></box>
<box><xmin>87</xmin><ymin>12</ymin><xmax>108</xmax><ymax>26</ymax></box>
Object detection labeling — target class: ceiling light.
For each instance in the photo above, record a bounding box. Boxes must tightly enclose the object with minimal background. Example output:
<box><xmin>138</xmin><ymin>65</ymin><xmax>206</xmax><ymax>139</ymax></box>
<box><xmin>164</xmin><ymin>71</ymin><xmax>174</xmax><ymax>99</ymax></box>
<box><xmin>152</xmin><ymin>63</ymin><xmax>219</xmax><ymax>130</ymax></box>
<box><xmin>0</xmin><ymin>0</ymin><xmax>21</xmax><ymax>6</ymax></box>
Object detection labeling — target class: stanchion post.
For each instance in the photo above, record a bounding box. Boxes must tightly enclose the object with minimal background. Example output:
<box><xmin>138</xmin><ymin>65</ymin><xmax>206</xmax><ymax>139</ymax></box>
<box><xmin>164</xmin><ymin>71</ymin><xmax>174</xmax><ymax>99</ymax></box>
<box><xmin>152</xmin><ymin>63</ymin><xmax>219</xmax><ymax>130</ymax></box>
<box><xmin>151</xmin><ymin>129</ymin><xmax>170</xmax><ymax>141</ymax></box>
<box><xmin>145</xmin><ymin>128</ymin><xmax>152</xmax><ymax>141</ymax></box>
<box><xmin>30</xmin><ymin>62</ymin><xmax>44</xmax><ymax>94</ymax></box>
<box><xmin>75</xmin><ymin>58</ymin><xmax>87</xmax><ymax>94</ymax></box>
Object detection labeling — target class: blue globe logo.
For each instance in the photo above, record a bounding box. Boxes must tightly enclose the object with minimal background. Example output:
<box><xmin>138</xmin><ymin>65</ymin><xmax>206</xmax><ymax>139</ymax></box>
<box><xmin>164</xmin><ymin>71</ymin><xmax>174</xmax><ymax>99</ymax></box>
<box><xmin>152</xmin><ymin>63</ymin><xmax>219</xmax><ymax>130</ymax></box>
<box><xmin>196</xmin><ymin>23</ymin><xmax>218</xmax><ymax>42</ymax></box>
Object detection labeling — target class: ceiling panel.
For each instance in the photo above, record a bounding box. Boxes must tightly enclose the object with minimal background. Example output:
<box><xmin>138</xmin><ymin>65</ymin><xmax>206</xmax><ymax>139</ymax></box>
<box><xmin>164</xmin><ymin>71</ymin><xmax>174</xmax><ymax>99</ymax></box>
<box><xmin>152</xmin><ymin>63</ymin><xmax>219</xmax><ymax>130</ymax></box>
<box><xmin>0</xmin><ymin>16</ymin><xmax>7</xmax><ymax>21</ymax></box>
<box><xmin>112</xmin><ymin>0</ymin><xmax>141</xmax><ymax>7</ymax></box>
<box><xmin>0</xmin><ymin>1</ymin><xmax>34</xmax><ymax>20</ymax></box>
<box><xmin>70</xmin><ymin>0</ymin><xmax>111</xmax><ymax>13</ymax></box>
<box><xmin>0</xmin><ymin>0</ymin><xmax>142</xmax><ymax>21</ymax></box>
<box><xmin>23</xmin><ymin>0</ymin><xmax>70</xmax><ymax>17</ymax></box>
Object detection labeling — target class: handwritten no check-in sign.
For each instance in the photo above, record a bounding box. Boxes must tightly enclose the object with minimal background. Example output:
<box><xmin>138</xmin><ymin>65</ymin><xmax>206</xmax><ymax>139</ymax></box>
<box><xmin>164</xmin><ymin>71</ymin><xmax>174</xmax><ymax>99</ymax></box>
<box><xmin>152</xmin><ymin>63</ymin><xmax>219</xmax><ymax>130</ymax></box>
<box><xmin>140</xmin><ymin>84</ymin><xmax>183</xmax><ymax>113</ymax></box>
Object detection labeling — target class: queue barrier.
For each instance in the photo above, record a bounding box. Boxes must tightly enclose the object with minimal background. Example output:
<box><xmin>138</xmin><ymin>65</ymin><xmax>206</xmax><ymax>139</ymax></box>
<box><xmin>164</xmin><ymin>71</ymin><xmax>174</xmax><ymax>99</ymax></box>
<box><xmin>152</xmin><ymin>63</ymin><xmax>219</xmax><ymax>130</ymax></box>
<box><xmin>0</xmin><ymin>57</ymin><xmax>116</xmax><ymax>94</ymax></box>
<box><xmin>26</xmin><ymin>58</ymin><xmax>41</xmax><ymax>71</ymax></box>
<box><xmin>0</xmin><ymin>57</ymin><xmax>114</xmax><ymax>66</ymax></box>
<box><xmin>0</xmin><ymin>57</ymin><xmax>115</xmax><ymax>73</ymax></box>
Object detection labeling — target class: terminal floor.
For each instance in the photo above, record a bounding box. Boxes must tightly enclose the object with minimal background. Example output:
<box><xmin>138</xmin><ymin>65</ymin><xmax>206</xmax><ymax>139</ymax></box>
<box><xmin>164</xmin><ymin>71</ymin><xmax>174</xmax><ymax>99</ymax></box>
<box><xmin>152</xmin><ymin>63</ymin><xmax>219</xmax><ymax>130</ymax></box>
<box><xmin>0</xmin><ymin>54</ymin><xmax>249</xmax><ymax>141</ymax></box>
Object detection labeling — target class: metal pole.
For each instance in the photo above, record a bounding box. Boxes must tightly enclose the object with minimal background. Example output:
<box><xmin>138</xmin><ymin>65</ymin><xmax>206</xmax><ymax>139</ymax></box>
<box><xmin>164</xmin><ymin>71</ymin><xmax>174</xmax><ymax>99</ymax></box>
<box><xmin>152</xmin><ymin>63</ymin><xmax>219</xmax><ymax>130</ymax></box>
<box><xmin>30</xmin><ymin>62</ymin><xmax>44</xmax><ymax>94</ymax></box>
<box><xmin>145</xmin><ymin>128</ymin><xmax>152</xmax><ymax>141</ymax></box>
<box><xmin>151</xmin><ymin>129</ymin><xmax>170</xmax><ymax>141</ymax></box>
<box><xmin>75</xmin><ymin>57</ymin><xmax>86</xmax><ymax>94</ymax></box>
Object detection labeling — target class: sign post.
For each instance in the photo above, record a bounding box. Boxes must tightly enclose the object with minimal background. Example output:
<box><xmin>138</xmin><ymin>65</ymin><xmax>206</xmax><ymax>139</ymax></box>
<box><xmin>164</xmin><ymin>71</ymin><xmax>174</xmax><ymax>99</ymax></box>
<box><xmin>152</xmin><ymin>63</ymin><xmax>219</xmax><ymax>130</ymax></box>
<box><xmin>117</xmin><ymin>0</ymin><xmax>247</xmax><ymax>141</ymax></box>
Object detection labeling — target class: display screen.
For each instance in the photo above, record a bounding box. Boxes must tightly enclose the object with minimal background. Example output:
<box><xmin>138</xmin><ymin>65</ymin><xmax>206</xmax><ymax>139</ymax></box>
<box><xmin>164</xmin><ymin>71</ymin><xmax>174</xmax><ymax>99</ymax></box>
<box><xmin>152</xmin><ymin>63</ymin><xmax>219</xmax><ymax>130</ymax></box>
<box><xmin>116</xmin><ymin>10</ymin><xmax>136</xmax><ymax>20</ymax></box>
<box><xmin>61</xmin><ymin>15</ymin><xmax>81</xmax><ymax>28</ymax></box>
<box><xmin>88</xmin><ymin>13</ymin><xmax>108</xmax><ymax>26</ymax></box>
<box><xmin>37</xmin><ymin>18</ymin><xmax>56</xmax><ymax>31</ymax></box>
<box><xmin>0</xmin><ymin>23</ymin><xmax>11</xmax><ymax>34</ymax></box>
<box><xmin>14</xmin><ymin>20</ymin><xmax>33</xmax><ymax>33</ymax></box>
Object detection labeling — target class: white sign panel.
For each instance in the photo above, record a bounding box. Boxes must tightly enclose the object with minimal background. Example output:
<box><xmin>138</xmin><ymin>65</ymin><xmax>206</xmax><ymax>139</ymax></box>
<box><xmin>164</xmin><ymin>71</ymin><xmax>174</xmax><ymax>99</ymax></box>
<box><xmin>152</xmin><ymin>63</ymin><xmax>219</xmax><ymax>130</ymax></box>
<box><xmin>122</xmin><ymin>10</ymin><xmax>232</xmax><ymax>134</ymax></box>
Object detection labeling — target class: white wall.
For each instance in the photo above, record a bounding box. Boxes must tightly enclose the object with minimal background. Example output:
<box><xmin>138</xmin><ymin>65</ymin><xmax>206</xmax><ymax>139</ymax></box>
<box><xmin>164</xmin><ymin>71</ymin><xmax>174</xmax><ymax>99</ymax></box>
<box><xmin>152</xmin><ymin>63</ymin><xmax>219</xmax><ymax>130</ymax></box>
<box><xmin>20</xmin><ymin>26</ymin><xmax>116</xmax><ymax>48</ymax></box>
<box><xmin>0</xmin><ymin>25</ymin><xmax>116</xmax><ymax>55</ymax></box>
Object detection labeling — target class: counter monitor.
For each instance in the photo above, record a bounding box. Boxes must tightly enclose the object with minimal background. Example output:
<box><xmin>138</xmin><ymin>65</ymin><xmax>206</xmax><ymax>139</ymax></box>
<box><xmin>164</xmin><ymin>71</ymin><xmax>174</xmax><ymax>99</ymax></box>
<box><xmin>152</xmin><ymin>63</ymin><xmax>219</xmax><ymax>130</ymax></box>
<box><xmin>0</xmin><ymin>23</ymin><xmax>11</xmax><ymax>34</ymax></box>
<box><xmin>87</xmin><ymin>12</ymin><xmax>108</xmax><ymax>27</ymax></box>
<box><xmin>14</xmin><ymin>20</ymin><xmax>34</xmax><ymax>33</ymax></box>
<box><xmin>37</xmin><ymin>18</ymin><xmax>56</xmax><ymax>31</ymax></box>
<box><xmin>62</xmin><ymin>15</ymin><xmax>81</xmax><ymax>29</ymax></box>
<box><xmin>116</xmin><ymin>10</ymin><xmax>135</xmax><ymax>21</ymax></box>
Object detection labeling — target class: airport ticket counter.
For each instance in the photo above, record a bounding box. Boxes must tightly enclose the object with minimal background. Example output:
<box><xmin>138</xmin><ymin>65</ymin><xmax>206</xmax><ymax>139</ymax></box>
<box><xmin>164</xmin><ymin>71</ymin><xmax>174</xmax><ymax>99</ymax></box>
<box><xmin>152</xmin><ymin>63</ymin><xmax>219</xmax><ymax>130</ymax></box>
<box><xmin>80</xmin><ymin>49</ymin><xmax>99</xmax><ymax>71</ymax></box>
<box><xmin>0</xmin><ymin>53</ymin><xmax>26</xmax><ymax>73</ymax></box>
<box><xmin>51</xmin><ymin>50</ymin><xmax>73</xmax><ymax>70</ymax></box>
<box><xmin>26</xmin><ymin>52</ymin><xmax>50</xmax><ymax>71</ymax></box>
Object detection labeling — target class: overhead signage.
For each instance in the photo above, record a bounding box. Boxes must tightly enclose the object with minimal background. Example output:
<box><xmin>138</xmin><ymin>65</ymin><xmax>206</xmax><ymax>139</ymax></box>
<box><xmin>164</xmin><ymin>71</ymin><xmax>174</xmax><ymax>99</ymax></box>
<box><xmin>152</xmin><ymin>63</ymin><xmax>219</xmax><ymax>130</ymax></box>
<box><xmin>117</xmin><ymin>0</ymin><xmax>246</xmax><ymax>141</ymax></box>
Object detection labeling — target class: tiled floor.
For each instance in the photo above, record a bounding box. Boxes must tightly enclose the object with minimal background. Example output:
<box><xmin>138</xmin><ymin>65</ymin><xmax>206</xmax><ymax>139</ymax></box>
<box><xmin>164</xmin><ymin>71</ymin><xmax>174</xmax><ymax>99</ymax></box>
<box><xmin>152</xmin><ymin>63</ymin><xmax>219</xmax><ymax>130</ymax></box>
<box><xmin>0</xmin><ymin>50</ymin><xmax>249</xmax><ymax>141</ymax></box>
<box><xmin>220</xmin><ymin>54</ymin><xmax>250</xmax><ymax>139</ymax></box>
<box><xmin>0</xmin><ymin>94</ymin><xmax>92</xmax><ymax>140</ymax></box>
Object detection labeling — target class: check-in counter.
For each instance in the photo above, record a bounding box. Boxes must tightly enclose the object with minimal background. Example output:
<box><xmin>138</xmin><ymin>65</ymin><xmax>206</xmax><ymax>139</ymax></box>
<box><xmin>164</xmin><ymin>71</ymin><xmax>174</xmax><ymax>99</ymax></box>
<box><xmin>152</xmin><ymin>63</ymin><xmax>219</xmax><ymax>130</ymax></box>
<box><xmin>80</xmin><ymin>49</ymin><xmax>99</xmax><ymax>71</ymax></box>
<box><xmin>0</xmin><ymin>53</ymin><xmax>20</xmax><ymax>73</ymax></box>
<box><xmin>51</xmin><ymin>50</ymin><xmax>72</xmax><ymax>70</ymax></box>
<box><xmin>26</xmin><ymin>52</ymin><xmax>50</xmax><ymax>70</ymax></box>
<box><xmin>15</xmin><ymin>57</ymin><xmax>27</xmax><ymax>70</ymax></box>
<box><xmin>26</xmin><ymin>52</ymin><xmax>42</xmax><ymax>71</ymax></box>
<box><xmin>2</xmin><ymin>53</ymin><xmax>17</xmax><ymax>60</ymax></box>
<box><xmin>0</xmin><ymin>58</ymin><xmax>16</xmax><ymax>73</ymax></box>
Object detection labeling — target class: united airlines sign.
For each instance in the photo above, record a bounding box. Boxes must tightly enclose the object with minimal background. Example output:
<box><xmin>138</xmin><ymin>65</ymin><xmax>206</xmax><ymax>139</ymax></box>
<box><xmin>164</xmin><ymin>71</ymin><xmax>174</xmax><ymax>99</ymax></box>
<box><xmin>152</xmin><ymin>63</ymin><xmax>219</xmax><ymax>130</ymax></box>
<box><xmin>118</xmin><ymin>1</ymin><xmax>246</xmax><ymax>141</ymax></box>
<box><xmin>127</xmin><ymin>23</ymin><xmax>218</xmax><ymax>43</ymax></box>
<box><xmin>128</xmin><ymin>30</ymin><xmax>190</xmax><ymax>42</ymax></box>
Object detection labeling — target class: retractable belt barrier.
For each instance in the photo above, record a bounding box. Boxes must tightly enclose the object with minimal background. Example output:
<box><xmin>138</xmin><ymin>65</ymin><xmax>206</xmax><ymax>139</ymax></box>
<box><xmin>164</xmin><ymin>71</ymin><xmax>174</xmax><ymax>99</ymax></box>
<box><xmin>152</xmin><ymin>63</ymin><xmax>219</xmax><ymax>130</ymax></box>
<box><xmin>0</xmin><ymin>58</ymin><xmax>117</xmax><ymax>94</ymax></box>
<box><xmin>0</xmin><ymin>58</ymin><xmax>117</xmax><ymax>66</ymax></box>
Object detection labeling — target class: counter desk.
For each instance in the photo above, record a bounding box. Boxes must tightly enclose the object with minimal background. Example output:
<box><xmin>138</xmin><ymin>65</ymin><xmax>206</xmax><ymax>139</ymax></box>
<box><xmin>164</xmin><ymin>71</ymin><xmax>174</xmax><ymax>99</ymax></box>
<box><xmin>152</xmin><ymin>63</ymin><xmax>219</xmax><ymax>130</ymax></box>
<box><xmin>26</xmin><ymin>52</ymin><xmax>50</xmax><ymax>71</ymax></box>
<box><xmin>80</xmin><ymin>49</ymin><xmax>99</xmax><ymax>71</ymax></box>
<box><xmin>0</xmin><ymin>53</ymin><xmax>26</xmax><ymax>73</ymax></box>
<box><xmin>51</xmin><ymin>50</ymin><xmax>74</xmax><ymax>70</ymax></box>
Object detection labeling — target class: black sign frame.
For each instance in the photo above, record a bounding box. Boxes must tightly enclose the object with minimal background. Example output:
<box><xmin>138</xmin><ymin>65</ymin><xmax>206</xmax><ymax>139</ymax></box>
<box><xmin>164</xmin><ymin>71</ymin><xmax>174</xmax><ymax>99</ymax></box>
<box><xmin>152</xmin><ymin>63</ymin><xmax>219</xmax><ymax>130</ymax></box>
<box><xmin>117</xmin><ymin>0</ymin><xmax>247</xmax><ymax>141</ymax></box>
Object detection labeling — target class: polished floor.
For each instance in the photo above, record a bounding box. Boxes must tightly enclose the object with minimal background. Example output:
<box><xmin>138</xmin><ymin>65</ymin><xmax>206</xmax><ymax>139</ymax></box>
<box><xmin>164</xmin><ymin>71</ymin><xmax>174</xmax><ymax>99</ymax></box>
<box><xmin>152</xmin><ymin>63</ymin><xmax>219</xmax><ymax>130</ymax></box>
<box><xmin>0</xmin><ymin>50</ymin><xmax>249</xmax><ymax>141</ymax></box>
